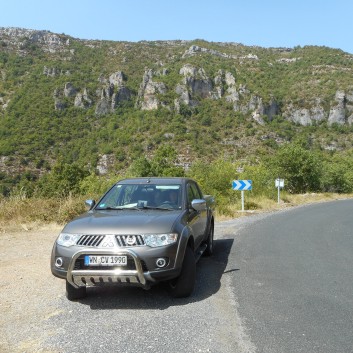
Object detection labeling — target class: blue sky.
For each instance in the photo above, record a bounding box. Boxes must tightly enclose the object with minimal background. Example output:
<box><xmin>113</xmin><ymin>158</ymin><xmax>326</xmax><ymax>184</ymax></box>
<box><xmin>1</xmin><ymin>0</ymin><xmax>352</xmax><ymax>54</ymax></box>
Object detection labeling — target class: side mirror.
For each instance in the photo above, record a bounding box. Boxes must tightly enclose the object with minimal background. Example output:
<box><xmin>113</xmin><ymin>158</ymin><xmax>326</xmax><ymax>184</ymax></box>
<box><xmin>85</xmin><ymin>199</ymin><xmax>96</xmax><ymax>210</ymax></box>
<box><xmin>191</xmin><ymin>199</ymin><xmax>206</xmax><ymax>211</ymax></box>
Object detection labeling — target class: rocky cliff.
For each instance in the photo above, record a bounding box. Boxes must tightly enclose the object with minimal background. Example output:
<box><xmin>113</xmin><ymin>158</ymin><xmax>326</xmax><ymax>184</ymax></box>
<box><xmin>1</xmin><ymin>28</ymin><xmax>352</xmax><ymax>127</ymax></box>
<box><xmin>1</xmin><ymin>27</ymin><xmax>353</xmax><ymax>175</ymax></box>
<box><xmin>44</xmin><ymin>55</ymin><xmax>353</xmax><ymax>127</ymax></box>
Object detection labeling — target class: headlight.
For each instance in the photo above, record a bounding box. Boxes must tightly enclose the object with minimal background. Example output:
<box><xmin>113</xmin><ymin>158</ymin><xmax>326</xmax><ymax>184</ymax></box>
<box><xmin>143</xmin><ymin>233</ymin><xmax>178</xmax><ymax>247</ymax></box>
<box><xmin>57</xmin><ymin>233</ymin><xmax>81</xmax><ymax>247</ymax></box>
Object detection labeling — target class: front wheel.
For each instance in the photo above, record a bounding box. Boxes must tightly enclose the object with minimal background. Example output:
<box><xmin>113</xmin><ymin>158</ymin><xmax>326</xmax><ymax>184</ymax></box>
<box><xmin>66</xmin><ymin>280</ymin><xmax>86</xmax><ymax>301</ymax></box>
<box><xmin>167</xmin><ymin>247</ymin><xmax>196</xmax><ymax>298</ymax></box>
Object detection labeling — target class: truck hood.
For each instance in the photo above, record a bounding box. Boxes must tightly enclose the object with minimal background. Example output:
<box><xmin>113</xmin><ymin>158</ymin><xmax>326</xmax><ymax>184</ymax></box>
<box><xmin>62</xmin><ymin>209</ymin><xmax>182</xmax><ymax>234</ymax></box>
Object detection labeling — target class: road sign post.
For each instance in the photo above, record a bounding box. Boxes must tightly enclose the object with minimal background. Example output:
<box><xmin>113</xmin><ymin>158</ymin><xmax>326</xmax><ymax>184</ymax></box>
<box><xmin>232</xmin><ymin>180</ymin><xmax>252</xmax><ymax>211</ymax></box>
<box><xmin>275</xmin><ymin>178</ymin><xmax>284</xmax><ymax>203</ymax></box>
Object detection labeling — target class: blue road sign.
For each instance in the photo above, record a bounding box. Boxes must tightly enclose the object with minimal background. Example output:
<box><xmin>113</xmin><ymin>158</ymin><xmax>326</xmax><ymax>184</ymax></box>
<box><xmin>232</xmin><ymin>180</ymin><xmax>252</xmax><ymax>191</ymax></box>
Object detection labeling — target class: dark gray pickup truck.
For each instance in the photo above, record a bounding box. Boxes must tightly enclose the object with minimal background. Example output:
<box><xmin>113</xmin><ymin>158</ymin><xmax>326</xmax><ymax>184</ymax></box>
<box><xmin>51</xmin><ymin>177</ymin><xmax>215</xmax><ymax>300</ymax></box>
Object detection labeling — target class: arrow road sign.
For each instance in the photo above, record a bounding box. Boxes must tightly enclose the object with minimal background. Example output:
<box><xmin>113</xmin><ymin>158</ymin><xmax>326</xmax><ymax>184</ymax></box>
<box><xmin>232</xmin><ymin>180</ymin><xmax>252</xmax><ymax>191</ymax></box>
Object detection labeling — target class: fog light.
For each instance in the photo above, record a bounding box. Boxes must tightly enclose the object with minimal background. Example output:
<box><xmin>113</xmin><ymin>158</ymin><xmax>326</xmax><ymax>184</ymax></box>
<box><xmin>156</xmin><ymin>258</ymin><xmax>168</xmax><ymax>268</ymax></box>
<box><xmin>55</xmin><ymin>257</ymin><xmax>63</xmax><ymax>268</ymax></box>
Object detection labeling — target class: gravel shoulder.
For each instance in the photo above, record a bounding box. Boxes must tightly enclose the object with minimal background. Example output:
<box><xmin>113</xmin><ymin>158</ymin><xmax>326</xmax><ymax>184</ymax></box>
<box><xmin>0</xmin><ymin>213</ymin><xmax>270</xmax><ymax>353</ymax></box>
<box><xmin>0</xmin><ymin>224</ymin><xmax>63</xmax><ymax>353</ymax></box>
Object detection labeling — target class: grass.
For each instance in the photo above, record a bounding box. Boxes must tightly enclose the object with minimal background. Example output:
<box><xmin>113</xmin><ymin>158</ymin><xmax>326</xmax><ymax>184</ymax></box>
<box><xmin>0</xmin><ymin>192</ymin><xmax>352</xmax><ymax>231</ymax></box>
<box><xmin>215</xmin><ymin>192</ymin><xmax>353</xmax><ymax>221</ymax></box>
<box><xmin>0</xmin><ymin>194</ymin><xmax>87</xmax><ymax>231</ymax></box>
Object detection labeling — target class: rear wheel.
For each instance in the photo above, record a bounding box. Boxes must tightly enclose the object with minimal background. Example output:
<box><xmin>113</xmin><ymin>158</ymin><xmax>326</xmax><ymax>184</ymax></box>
<box><xmin>66</xmin><ymin>280</ymin><xmax>86</xmax><ymax>301</ymax></box>
<box><xmin>167</xmin><ymin>247</ymin><xmax>196</xmax><ymax>298</ymax></box>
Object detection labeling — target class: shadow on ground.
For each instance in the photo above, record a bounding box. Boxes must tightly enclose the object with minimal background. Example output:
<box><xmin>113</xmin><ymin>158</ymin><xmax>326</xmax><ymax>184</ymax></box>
<box><xmin>77</xmin><ymin>238</ymin><xmax>236</xmax><ymax>310</ymax></box>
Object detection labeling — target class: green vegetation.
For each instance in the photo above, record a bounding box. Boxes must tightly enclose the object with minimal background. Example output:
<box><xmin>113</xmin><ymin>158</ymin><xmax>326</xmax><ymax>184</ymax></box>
<box><xmin>1</xmin><ymin>30</ymin><xmax>353</xmax><ymax>222</ymax></box>
<box><xmin>1</xmin><ymin>143</ymin><xmax>353</xmax><ymax>225</ymax></box>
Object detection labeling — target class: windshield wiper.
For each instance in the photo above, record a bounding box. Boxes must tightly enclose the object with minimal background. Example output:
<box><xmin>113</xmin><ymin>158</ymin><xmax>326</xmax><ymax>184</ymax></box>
<box><xmin>142</xmin><ymin>206</ymin><xmax>175</xmax><ymax>211</ymax></box>
<box><xmin>96</xmin><ymin>206</ymin><xmax>140</xmax><ymax>210</ymax></box>
<box><xmin>96</xmin><ymin>207</ymin><xmax>120</xmax><ymax>210</ymax></box>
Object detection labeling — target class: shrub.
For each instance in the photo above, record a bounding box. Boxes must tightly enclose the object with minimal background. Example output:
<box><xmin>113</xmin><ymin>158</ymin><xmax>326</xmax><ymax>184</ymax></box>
<box><xmin>79</xmin><ymin>173</ymin><xmax>118</xmax><ymax>197</ymax></box>
<box><xmin>36</xmin><ymin>162</ymin><xmax>89</xmax><ymax>197</ymax></box>
<box><xmin>267</xmin><ymin>144</ymin><xmax>322</xmax><ymax>193</ymax></box>
<box><xmin>128</xmin><ymin>145</ymin><xmax>185</xmax><ymax>177</ymax></box>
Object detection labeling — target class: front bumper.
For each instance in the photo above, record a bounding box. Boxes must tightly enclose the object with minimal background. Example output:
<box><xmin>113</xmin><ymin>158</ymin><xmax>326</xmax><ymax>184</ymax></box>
<box><xmin>68</xmin><ymin>248</ymin><xmax>147</xmax><ymax>288</ymax></box>
<box><xmin>52</xmin><ymin>247</ymin><xmax>181</xmax><ymax>289</ymax></box>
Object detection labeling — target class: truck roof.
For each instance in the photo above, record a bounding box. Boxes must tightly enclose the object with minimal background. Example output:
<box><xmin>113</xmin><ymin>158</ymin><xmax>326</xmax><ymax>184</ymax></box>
<box><xmin>117</xmin><ymin>177</ymin><xmax>195</xmax><ymax>185</ymax></box>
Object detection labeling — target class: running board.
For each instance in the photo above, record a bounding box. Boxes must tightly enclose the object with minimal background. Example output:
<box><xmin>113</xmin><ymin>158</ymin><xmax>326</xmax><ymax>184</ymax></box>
<box><xmin>195</xmin><ymin>243</ymin><xmax>207</xmax><ymax>262</ymax></box>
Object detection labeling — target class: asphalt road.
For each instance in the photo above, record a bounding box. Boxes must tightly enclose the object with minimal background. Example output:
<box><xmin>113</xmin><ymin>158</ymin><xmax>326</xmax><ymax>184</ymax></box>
<box><xmin>231</xmin><ymin>199</ymin><xmax>353</xmax><ymax>353</ymax></box>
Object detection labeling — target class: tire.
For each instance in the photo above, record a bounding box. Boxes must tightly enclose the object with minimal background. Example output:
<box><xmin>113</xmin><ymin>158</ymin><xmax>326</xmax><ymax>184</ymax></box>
<box><xmin>167</xmin><ymin>247</ymin><xmax>196</xmax><ymax>298</ymax></box>
<box><xmin>66</xmin><ymin>280</ymin><xmax>87</xmax><ymax>301</ymax></box>
<box><xmin>203</xmin><ymin>222</ymin><xmax>214</xmax><ymax>257</ymax></box>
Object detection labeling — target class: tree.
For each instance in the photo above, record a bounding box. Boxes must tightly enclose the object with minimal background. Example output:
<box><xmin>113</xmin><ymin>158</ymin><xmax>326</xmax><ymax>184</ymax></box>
<box><xmin>188</xmin><ymin>158</ymin><xmax>239</xmax><ymax>212</ymax></box>
<box><xmin>321</xmin><ymin>154</ymin><xmax>353</xmax><ymax>193</ymax></box>
<box><xmin>37</xmin><ymin>162</ymin><xmax>89</xmax><ymax>197</ymax></box>
<box><xmin>268</xmin><ymin>144</ymin><xmax>322</xmax><ymax>193</ymax></box>
<box><xmin>128</xmin><ymin>145</ymin><xmax>185</xmax><ymax>177</ymax></box>
<box><xmin>150</xmin><ymin>145</ymin><xmax>185</xmax><ymax>177</ymax></box>
<box><xmin>128</xmin><ymin>157</ymin><xmax>152</xmax><ymax>177</ymax></box>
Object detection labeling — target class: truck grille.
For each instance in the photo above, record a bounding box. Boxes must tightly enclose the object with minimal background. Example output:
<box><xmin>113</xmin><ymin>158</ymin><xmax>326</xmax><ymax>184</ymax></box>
<box><xmin>77</xmin><ymin>234</ymin><xmax>105</xmax><ymax>247</ymax></box>
<box><xmin>75</xmin><ymin>234</ymin><xmax>145</xmax><ymax>247</ymax></box>
<box><xmin>115</xmin><ymin>235</ymin><xmax>145</xmax><ymax>247</ymax></box>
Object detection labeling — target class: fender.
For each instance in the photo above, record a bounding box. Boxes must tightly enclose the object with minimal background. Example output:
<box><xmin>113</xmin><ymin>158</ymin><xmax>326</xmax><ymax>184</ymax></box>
<box><xmin>173</xmin><ymin>225</ymin><xmax>194</xmax><ymax>270</ymax></box>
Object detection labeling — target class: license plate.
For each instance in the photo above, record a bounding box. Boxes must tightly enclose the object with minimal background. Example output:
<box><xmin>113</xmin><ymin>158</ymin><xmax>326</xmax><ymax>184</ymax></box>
<box><xmin>84</xmin><ymin>255</ymin><xmax>127</xmax><ymax>266</ymax></box>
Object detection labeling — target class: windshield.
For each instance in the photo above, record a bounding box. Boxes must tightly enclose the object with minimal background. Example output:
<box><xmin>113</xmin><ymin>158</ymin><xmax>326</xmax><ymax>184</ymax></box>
<box><xmin>96</xmin><ymin>183</ymin><xmax>182</xmax><ymax>210</ymax></box>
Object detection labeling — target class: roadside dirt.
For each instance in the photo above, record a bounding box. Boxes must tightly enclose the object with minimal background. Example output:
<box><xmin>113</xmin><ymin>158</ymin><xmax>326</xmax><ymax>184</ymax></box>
<box><xmin>0</xmin><ymin>218</ymin><xmax>259</xmax><ymax>353</ymax></box>
<box><xmin>0</xmin><ymin>224</ymin><xmax>64</xmax><ymax>353</ymax></box>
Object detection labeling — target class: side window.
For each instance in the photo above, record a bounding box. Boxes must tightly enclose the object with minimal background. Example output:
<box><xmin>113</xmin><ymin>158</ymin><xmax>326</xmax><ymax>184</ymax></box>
<box><xmin>187</xmin><ymin>184</ymin><xmax>195</xmax><ymax>206</ymax></box>
<box><xmin>190</xmin><ymin>183</ymin><xmax>202</xmax><ymax>199</ymax></box>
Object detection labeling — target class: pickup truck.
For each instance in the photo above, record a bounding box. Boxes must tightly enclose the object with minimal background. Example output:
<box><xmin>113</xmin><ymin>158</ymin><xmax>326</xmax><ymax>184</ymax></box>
<box><xmin>51</xmin><ymin>177</ymin><xmax>215</xmax><ymax>300</ymax></box>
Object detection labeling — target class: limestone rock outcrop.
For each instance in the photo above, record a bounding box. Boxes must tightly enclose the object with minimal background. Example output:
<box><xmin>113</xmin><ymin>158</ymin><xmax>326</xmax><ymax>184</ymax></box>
<box><xmin>64</xmin><ymin>82</ymin><xmax>76</xmax><ymax>97</ymax></box>
<box><xmin>180</xmin><ymin>64</ymin><xmax>213</xmax><ymax>99</ymax></box>
<box><xmin>0</xmin><ymin>27</ymin><xmax>69</xmax><ymax>53</ymax></box>
<box><xmin>136</xmin><ymin>69</ymin><xmax>167</xmax><ymax>110</ymax></box>
<box><xmin>96</xmin><ymin>154</ymin><xmax>115</xmax><ymax>175</ymax></box>
<box><xmin>328</xmin><ymin>91</ymin><xmax>346</xmax><ymax>126</ymax></box>
<box><xmin>281</xmin><ymin>91</ymin><xmax>353</xmax><ymax>127</ymax></box>
<box><xmin>112</xmin><ymin>87</ymin><xmax>131</xmax><ymax>109</ymax></box>
<box><xmin>74</xmin><ymin>88</ymin><xmax>92</xmax><ymax>109</ymax></box>
<box><xmin>95</xmin><ymin>71</ymin><xmax>131</xmax><ymax>115</ymax></box>
<box><xmin>284</xmin><ymin>101</ymin><xmax>326</xmax><ymax>126</ymax></box>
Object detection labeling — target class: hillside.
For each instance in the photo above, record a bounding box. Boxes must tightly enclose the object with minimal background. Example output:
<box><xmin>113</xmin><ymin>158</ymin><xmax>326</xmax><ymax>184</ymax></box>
<box><xmin>1</xmin><ymin>27</ymin><xmax>353</xmax><ymax>194</ymax></box>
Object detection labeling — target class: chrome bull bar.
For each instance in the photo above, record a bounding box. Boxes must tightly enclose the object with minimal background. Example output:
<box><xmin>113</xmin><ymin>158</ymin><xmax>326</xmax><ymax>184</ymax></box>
<box><xmin>67</xmin><ymin>248</ymin><xmax>147</xmax><ymax>288</ymax></box>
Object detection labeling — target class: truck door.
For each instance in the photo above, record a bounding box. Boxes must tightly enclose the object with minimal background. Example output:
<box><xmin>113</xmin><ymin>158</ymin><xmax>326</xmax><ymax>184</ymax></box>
<box><xmin>187</xmin><ymin>182</ymin><xmax>207</xmax><ymax>249</ymax></box>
